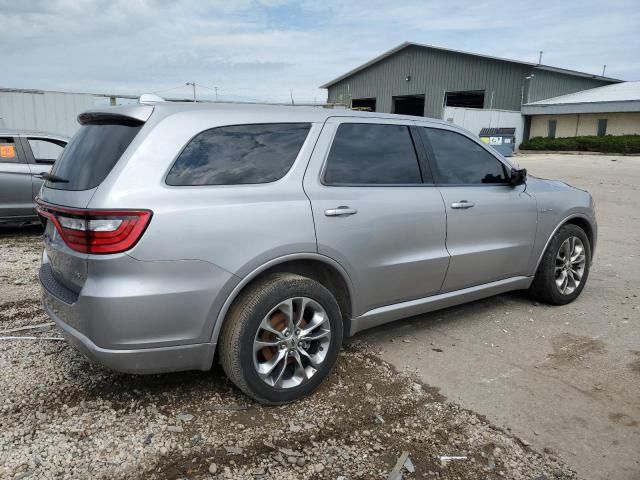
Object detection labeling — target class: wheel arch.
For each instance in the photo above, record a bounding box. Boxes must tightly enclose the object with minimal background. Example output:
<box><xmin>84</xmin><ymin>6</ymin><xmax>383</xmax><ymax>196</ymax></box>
<box><xmin>534</xmin><ymin>213</ymin><xmax>596</xmax><ymax>273</ymax></box>
<box><xmin>563</xmin><ymin>216</ymin><xmax>595</xmax><ymax>256</ymax></box>
<box><xmin>211</xmin><ymin>253</ymin><xmax>355</xmax><ymax>346</ymax></box>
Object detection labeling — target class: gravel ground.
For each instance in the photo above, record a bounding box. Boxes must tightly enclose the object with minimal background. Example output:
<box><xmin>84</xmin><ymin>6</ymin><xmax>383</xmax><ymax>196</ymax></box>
<box><xmin>1</xmin><ymin>226</ymin><xmax>577</xmax><ymax>479</ymax></box>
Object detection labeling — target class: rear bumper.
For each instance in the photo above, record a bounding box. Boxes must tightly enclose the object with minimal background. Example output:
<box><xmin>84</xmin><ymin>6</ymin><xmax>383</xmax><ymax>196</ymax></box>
<box><xmin>39</xmin><ymin>253</ymin><xmax>237</xmax><ymax>374</ymax></box>
<box><xmin>44</xmin><ymin>295</ymin><xmax>215</xmax><ymax>374</ymax></box>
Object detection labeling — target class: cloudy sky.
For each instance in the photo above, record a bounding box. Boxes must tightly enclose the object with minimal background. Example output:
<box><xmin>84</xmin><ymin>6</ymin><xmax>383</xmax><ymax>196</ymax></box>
<box><xmin>3</xmin><ymin>0</ymin><xmax>639</xmax><ymax>103</ymax></box>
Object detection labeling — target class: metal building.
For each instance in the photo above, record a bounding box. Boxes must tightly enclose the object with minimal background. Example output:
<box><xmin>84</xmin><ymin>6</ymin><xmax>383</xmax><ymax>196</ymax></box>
<box><xmin>322</xmin><ymin>42</ymin><xmax>620</xmax><ymax>119</ymax></box>
<box><xmin>0</xmin><ymin>88</ymin><xmax>138</xmax><ymax>137</ymax></box>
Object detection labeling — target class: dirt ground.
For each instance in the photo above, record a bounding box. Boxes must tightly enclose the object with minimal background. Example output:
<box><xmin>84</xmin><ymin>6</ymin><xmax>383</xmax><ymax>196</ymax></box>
<box><xmin>0</xmin><ymin>230</ymin><xmax>575</xmax><ymax>479</ymax></box>
<box><xmin>362</xmin><ymin>153</ymin><xmax>640</xmax><ymax>480</ymax></box>
<box><xmin>0</xmin><ymin>153</ymin><xmax>637</xmax><ymax>479</ymax></box>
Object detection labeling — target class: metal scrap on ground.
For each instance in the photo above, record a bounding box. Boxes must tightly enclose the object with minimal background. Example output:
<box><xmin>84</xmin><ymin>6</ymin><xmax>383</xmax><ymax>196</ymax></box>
<box><xmin>0</xmin><ymin>322</ymin><xmax>55</xmax><ymax>334</ymax></box>
<box><xmin>0</xmin><ymin>336</ymin><xmax>65</xmax><ymax>341</ymax></box>
<box><xmin>386</xmin><ymin>451</ymin><xmax>410</xmax><ymax>480</ymax></box>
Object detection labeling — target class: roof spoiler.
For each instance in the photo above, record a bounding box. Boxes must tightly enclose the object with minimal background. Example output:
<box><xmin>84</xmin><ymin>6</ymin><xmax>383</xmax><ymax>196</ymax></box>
<box><xmin>78</xmin><ymin>104</ymin><xmax>154</xmax><ymax>125</ymax></box>
<box><xmin>139</xmin><ymin>93</ymin><xmax>166</xmax><ymax>104</ymax></box>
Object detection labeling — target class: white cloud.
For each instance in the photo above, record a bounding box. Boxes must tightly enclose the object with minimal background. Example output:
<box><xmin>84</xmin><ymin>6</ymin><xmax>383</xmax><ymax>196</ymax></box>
<box><xmin>1</xmin><ymin>0</ymin><xmax>638</xmax><ymax>103</ymax></box>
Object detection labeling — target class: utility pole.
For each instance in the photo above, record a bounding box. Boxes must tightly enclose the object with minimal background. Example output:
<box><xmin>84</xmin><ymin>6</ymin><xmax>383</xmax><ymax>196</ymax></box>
<box><xmin>214</xmin><ymin>86</ymin><xmax>218</xmax><ymax>102</ymax></box>
<box><xmin>602</xmin><ymin>65</ymin><xmax>607</xmax><ymax>76</ymax></box>
<box><xmin>290</xmin><ymin>89</ymin><xmax>294</xmax><ymax>105</ymax></box>
<box><xmin>538</xmin><ymin>50</ymin><xmax>543</xmax><ymax>64</ymax></box>
<box><xmin>186</xmin><ymin>81</ymin><xmax>196</xmax><ymax>102</ymax></box>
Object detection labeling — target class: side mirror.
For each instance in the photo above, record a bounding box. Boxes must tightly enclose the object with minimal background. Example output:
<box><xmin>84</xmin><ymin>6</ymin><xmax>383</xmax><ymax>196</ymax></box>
<box><xmin>509</xmin><ymin>167</ymin><xmax>527</xmax><ymax>186</ymax></box>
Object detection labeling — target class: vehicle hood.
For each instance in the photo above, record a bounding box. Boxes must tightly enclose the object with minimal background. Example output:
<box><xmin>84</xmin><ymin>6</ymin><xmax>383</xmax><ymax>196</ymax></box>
<box><xmin>526</xmin><ymin>175</ymin><xmax>589</xmax><ymax>194</ymax></box>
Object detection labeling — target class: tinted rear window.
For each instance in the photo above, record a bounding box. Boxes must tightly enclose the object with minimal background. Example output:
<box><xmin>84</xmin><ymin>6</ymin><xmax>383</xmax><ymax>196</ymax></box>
<box><xmin>166</xmin><ymin>123</ymin><xmax>310</xmax><ymax>186</ymax></box>
<box><xmin>48</xmin><ymin>122</ymin><xmax>142</xmax><ymax>191</ymax></box>
<box><xmin>323</xmin><ymin>123</ymin><xmax>422</xmax><ymax>185</ymax></box>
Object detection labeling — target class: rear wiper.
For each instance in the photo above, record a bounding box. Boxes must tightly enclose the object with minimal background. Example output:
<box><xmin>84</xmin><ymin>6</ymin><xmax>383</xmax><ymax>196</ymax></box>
<box><xmin>37</xmin><ymin>172</ymin><xmax>69</xmax><ymax>183</ymax></box>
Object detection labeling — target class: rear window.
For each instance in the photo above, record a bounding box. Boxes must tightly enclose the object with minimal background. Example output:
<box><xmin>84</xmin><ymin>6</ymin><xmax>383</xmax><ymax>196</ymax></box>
<box><xmin>166</xmin><ymin>123</ymin><xmax>310</xmax><ymax>186</ymax></box>
<box><xmin>48</xmin><ymin>121</ymin><xmax>142</xmax><ymax>191</ymax></box>
<box><xmin>323</xmin><ymin>123</ymin><xmax>422</xmax><ymax>185</ymax></box>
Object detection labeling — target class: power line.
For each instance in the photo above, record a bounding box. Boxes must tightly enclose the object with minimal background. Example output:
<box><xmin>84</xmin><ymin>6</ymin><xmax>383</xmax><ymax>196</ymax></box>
<box><xmin>195</xmin><ymin>83</ymin><xmax>262</xmax><ymax>102</ymax></box>
<box><xmin>151</xmin><ymin>84</ymin><xmax>190</xmax><ymax>94</ymax></box>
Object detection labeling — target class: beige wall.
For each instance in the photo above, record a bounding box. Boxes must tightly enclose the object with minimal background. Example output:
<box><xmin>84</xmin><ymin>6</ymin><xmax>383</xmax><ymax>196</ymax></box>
<box><xmin>530</xmin><ymin>112</ymin><xmax>640</xmax><ymax>138</ymax></box>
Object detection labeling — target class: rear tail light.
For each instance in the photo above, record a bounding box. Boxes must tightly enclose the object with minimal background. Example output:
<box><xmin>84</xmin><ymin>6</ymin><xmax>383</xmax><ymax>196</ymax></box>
<box><xmin>36</xmin><ymin>199</ymin><xmax>152</xmax><ymax>254</ymax></box>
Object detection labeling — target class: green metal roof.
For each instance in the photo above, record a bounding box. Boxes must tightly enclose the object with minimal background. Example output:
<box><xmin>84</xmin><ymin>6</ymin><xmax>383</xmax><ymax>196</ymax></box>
<box><xmin>321</xmin><ymin>42</ymin><xmax>622</xmax><ymax>89</ymax></box>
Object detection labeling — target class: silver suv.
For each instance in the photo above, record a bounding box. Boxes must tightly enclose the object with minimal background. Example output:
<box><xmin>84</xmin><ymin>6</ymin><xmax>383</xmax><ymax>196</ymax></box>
<box><xmin>38</xmin><ymin>99</ymin><xmax>596</xmax><ymax>404</ymax></box>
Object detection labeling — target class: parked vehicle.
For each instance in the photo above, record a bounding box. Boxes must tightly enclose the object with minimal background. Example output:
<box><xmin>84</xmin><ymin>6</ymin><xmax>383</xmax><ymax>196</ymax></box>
<box><xmin>0</xmin><ymin>130</ymin><xmax>68</xmax><ymax>224</ymax></box>
<box><xmin>37</xmin><ymin>98</ymin><xmax>596</xmax><ymax>404</ymax></box>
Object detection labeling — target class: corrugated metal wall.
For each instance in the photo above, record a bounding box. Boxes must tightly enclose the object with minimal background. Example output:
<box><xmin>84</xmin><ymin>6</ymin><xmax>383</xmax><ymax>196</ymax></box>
<box><xmin>327</xmin><ymin>45</ymin><xmax>613</xmax><ymax>119</ymax></box>
<box><xmin>526</xmin><ymin>70</ymin><xmax>609</xmax><ymax>103</ymax></box>
<box><xmin>0</xmin><ymin>90</ymin><xmax>98</xmax><ymax>137</ymax></box>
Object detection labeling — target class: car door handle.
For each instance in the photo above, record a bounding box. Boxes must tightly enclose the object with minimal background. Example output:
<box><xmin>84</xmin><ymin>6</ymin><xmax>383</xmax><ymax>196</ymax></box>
<box><xmin>325</xmin><ymin>206</ymin><xmax>358</xmax><ymax>217</ymax></box>
<box><xmin>451</xmin><ymin>201</ymin><xmax>475</xmax><ymax>209</ymax></box>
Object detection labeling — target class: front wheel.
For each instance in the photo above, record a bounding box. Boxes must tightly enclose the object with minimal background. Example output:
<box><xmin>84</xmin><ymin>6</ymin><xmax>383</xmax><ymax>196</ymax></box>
<box><xmin>530</xmin><ymin>224</ymin><xmax>591</xmax><ymax>305</ymax></box>
<box><xmin>218</xmin><ymin>273</ymin><xmax>343</xmax><ymax>405</ymax></box>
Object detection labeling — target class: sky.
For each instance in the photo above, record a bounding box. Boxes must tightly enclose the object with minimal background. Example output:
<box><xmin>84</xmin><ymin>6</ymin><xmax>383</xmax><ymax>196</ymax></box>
<box><xmin>3</xmin><ymin>0</ymin><xmax>639</xmax><ymax>104</ymax></box>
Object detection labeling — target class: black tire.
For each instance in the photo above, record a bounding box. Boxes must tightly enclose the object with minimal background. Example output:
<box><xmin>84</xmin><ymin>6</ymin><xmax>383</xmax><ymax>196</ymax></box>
<box><xmin>529</xmin><ymin>224</ymin><xmax>591</xmax><ymax>305</ymax></box>
<box><xmin>218</xmin><ymin>273</ymin><xmax>343</xmax><ymax>405</ymax></box>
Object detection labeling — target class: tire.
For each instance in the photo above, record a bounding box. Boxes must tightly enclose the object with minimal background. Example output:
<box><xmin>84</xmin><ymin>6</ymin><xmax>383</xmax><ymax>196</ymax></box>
<box><xmin>530</xmin><ymin>224</ymin><xmax>591</xmax><ymax>305</ymax></box>
<box><xmin>218</xmin><ymin>273</ymin><xmax>343</xmax><ymax>405</ymax></box>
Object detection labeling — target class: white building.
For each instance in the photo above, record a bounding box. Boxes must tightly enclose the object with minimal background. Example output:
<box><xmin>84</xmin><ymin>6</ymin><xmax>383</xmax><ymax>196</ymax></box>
<box><xmin>522</xmin><ymin>82</ymin><xmax>640</xmax><ymax>139</ymax></box>
<box><xmin>0</xmin><ymin>88</ymin><xmax>136</xmax><ymax>137</ymax></box>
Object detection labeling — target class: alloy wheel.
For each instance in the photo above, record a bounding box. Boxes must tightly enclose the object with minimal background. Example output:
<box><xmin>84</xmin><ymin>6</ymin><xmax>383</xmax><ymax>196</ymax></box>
<box><xmin>555</xmin><ymin>236</ymin><xmax>586</xmax><ymax>295</ymax></box>
<box><xmin>253</xmin><ymin>297</ymin><xmax>331</xmax><ymax>389</ymax></box>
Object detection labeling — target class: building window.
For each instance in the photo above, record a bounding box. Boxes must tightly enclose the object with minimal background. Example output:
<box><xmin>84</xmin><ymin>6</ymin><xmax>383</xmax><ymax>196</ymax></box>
<box><xmin>393</xmin><ymin>95</ymin><xmax>425</xmax><ymax>116</ymax></box>
<box><xmin>445</xmin><ymin>90</ymin><xmax>485</xmax><ymax>109</ymax></box>
<box><xmin>547</xmin><ymin>119</ymin><xmax>557</xmax><ymax>139</ymax></box>
<box><xmin>351</xmin><ymin>98</ymin><xmax>376</xmax><ymax>112</ymax></box>
<box><xmin>597</xmin><ymin>119</ymin><xmax>608</xmax><ymax>137</ymax></box>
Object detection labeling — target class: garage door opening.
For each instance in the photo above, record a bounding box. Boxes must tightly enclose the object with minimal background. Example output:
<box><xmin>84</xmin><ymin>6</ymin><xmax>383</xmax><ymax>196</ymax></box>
<box><xmin>445</xmin><ymin>90</ymin><xmax>485</xmax><ymax>109</ymax></box>
<box><xmin>351</xmin><ymin>98</ymin><xmax>376</xmax><ymax>112</ymax></box>
<box><xmin>393</xmin><ymin>95</ymin><xmax>425</xmax><ymax>116</ymax></box>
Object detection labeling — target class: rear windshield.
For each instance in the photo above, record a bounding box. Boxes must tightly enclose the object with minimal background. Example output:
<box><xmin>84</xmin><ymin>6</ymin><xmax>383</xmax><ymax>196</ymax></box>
<box><xmin>47</xmin><ymin>121</ymin><xmax>142</xmax><ymax>191</ymax></box>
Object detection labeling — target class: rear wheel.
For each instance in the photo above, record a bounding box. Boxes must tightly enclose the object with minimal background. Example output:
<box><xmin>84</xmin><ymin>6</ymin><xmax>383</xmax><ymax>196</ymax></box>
<box><xmin>530</xmin><ymin>224</ymin><xmax>591</xmax><ymax>305</ymax></box>
<box><xmin>218</xmin><ymin>273</ymin><xmax>343</xmax><ymax>405</ymax></box>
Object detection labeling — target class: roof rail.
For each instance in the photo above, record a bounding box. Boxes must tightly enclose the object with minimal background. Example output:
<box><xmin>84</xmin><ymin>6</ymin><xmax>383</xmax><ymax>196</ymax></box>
<box><xmin>139</xmin><ymin>94</ymin><xmax>166</xmax><ymax>104</ymax></box>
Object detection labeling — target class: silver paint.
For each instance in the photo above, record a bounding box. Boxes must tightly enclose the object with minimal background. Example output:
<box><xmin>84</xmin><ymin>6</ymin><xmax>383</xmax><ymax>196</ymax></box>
<box><xmin>38</xmin><ymin>102</ymin><xmax>597</xmax><ymax>374</ymax></box>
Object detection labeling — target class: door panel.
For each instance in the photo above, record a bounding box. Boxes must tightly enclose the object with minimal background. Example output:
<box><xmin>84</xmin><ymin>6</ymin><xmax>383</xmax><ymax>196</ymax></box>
<box><xmin>20</xmin><ymin>137</ymin><xmax>66</xmax><ymax>200</ymax></box>
<box><xmin>415</xmin><ymin>124</ymin><xmax>538</xmax><ymax>292</ymax></box>
<box><xmin>0</xmin><ymin>137</ymin><xmax>34</xmax><ymax>218</ymax></box>
<box><xmin>303</xmin><ymin>118</ymin><xmax>449</xmax><ymax>317</ymax></box>
<box><xmin>438</xmin><ymin>185</ymin><xmax>537</xmax><ymax>291</ymax></box>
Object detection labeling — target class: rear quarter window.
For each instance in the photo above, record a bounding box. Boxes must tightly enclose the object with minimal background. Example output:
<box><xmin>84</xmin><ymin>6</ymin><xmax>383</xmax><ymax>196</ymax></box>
<box><xmin>48</xmin><ymin>121</ymin><xmax>142</xmax><ymax>191</ymax></box>
<box><xmin>166</xmin><ymin>123</ymin><xmax>311</xmax><ymax>186</ymax></box>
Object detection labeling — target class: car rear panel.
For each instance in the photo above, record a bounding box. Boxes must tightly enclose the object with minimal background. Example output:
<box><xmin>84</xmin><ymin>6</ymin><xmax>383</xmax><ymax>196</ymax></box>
<box><xmin>38</xmin><ymin>106</ymin><xmax>152</xmax><ymax>294</ymax></box>
<box><xmin>41</xmin><ymin>248</ymin><xmax>235</xmax><ymax>349</ymax></box>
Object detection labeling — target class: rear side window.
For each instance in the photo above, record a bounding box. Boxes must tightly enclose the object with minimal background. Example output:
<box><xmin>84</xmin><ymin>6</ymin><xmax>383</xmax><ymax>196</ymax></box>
<box><xmin>323</xmin><ymin>123</ymin><xmax>422</xmax><ymax>185</ymax></box>
<box><xmin>0</xmin><ymin>137</ymin><xmax>19</xmax><ymax>163</ymax></box>
<box><xmin>49</xmin><ymin>122</ymin><xmax>142</xmax><ymax>191</ymax></box>
<box><xmin>166</xmin><ymin>123</ymin><xmax>311</xmax><ymax>186</ymax></box>
<box><xmin>422</xmin><ymin>128</ymin><xmax>508</xmax><ymax>185</ymax></box>
<box><xmin>27</xmin><ymin>138</ymin><xmax>66</xmax><ymax>164</ymax></box>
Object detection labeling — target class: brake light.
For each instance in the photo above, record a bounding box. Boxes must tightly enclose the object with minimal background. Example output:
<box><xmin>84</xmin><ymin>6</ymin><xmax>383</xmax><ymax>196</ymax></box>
<box><xmin>36</xmin><ymin>199</ymin><xmax>152</xmax><ymax>254</ymax></box>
